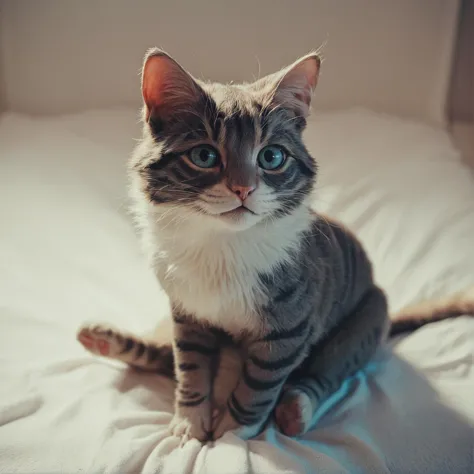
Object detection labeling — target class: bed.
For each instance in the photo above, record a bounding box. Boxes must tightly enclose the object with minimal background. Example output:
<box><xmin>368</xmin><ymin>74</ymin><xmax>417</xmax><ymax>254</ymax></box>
<box><xmin>0</xmin><ymin>106</ymin><xmax>473</xmax><ymax>473</ymax></box>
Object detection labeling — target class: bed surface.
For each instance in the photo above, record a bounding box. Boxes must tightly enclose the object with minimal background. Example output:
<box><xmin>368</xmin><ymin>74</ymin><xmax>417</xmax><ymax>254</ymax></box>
<box><xmin>0</xmin><ymin>108</ymin><xmax>473</xmax><ymax>474</ymax></box>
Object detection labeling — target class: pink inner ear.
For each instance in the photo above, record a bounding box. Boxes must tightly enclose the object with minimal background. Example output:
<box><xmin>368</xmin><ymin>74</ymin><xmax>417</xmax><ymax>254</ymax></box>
<box><xmin>142</xmin><ymin>53</ymin><xmax>201</xmax><ymax>122</ymax></box>
<box><xmin>274</xmin><ymin>56</ymin><xmax>320</xmax><ymax>116</ymax></box>
<box><xmin>300</xmin><ymin>57</ymin><xmax>320</xmax><ymax>91</ymax></box>
<box><xmin>294</xmin><ymin>91</ymin><xmax>309</xmax><ymax>107</ymax></box>
<box><xmin>284</xmin><ymin>58</ymin><xmax>319</xmax><ymax>98</ymax></box>
<box><xmin>142</xmin><ymin>55</ymin><xmax>172</xmax><ymax>114</ymax></box>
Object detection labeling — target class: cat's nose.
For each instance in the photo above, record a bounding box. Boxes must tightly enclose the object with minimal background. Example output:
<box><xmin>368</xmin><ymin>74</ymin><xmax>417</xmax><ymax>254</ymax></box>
<box><xmin>230</xmin><ymin>185</ymin><xmax>255</xmax><ymax>201</ymax></box>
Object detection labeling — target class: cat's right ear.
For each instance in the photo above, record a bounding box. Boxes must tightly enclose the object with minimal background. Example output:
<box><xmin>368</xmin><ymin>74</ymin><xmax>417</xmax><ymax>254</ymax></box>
<box><xmin>141</xmin><ymin>48</ymin><xmax>203</xmax><ymax>126</ymax></box>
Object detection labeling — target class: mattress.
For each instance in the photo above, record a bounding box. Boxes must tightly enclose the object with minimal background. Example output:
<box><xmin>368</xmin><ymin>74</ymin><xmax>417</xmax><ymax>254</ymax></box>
<box><xmin>0</xmin><ymin>108</ymin><xmax>473</xmax><ymax>474</ymax></box>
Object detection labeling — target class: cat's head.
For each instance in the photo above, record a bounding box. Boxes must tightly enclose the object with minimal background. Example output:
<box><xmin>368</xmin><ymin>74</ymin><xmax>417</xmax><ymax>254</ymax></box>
<box><xmin>131</xmin><ymin>48</ymin><xmax>320</xmax><ymax>232</ymax></box>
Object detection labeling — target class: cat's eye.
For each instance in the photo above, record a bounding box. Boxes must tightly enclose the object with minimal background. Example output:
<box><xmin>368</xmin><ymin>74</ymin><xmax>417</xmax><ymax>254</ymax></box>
<box><xmin>257</xmin><ymin>146</ymin><xmax>286</xmax><ymax>171</ymax></box>
<box><xmin>189</xmin><ymin>145</ymin><xmax>220</xmax><ymax>169</ymax></box>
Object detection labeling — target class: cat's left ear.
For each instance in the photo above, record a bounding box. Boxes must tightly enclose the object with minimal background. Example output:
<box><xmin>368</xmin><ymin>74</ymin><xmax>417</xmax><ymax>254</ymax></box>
<box><xmin>263</xmin><ymin>52</ymin><xmax>321</xmax><ymax>118</ymax></box>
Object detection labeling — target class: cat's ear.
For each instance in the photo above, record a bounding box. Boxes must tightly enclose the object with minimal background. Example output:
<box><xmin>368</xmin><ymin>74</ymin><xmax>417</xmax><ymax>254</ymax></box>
<box><xmin>141</xmin><ymin>48</ymin><xmax>204</xmax><ymax>124</ymax></box>
<box><xmin>263</xmin><ymin>52</ymin><xmax>321</xmax><ymax>118</ymax></box>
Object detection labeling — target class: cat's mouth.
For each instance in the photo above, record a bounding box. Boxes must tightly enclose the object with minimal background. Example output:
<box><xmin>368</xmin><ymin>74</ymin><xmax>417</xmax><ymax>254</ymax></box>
<box><xmin>219</xmin><ymin>205</ymin><xmax>257</xmax><ymax>218</ymax></box>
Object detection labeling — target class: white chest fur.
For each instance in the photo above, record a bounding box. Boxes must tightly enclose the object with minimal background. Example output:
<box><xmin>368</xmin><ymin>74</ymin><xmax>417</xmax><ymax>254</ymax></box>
<box><xmin>141</xmin><ymin>205</ymin><xmax>311</xmax><ymax>336</ymax></box>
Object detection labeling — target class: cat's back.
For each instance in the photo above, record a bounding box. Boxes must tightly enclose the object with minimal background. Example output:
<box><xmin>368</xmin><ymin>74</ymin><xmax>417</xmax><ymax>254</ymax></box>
<box><xmin>307</xmin><ymin>213</ymin><xmax>375</xmax><ymax>320</ymax></box>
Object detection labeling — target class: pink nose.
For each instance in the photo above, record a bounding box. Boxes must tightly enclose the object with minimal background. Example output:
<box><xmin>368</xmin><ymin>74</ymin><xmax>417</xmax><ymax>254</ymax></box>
<box><xmin>230</xmin><ymin>185</ymin><xmax>255</xmax><ymax>201</ymax></box>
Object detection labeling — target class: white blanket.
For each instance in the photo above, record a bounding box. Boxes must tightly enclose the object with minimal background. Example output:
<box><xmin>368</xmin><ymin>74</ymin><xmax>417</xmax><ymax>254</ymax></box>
<box><xmin>0</xmin><ymin>108</ymin><xmax>473</xmax><ymax>474</ymax></box>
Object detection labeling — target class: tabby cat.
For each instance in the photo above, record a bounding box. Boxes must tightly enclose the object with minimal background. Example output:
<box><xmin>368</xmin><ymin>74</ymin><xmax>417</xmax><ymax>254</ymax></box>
<box><xmin>77</xmin><ymin>49</ymin><xmax>474</xmax><ymax>442</ymax></box>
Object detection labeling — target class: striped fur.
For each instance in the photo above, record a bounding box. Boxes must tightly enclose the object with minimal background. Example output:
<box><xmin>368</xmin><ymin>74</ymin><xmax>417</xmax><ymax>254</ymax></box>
<box><xmin>78</xmin><ymin>49</ymin><xmax>474</xmax><ymax>442</ymax></box>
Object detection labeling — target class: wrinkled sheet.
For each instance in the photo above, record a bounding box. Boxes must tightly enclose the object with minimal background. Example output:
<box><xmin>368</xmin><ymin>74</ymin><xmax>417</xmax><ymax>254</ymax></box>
<box><xmin>0</xmin><ymin>108</ymin><xmax>473</xmax><ymax>474</ymax></box>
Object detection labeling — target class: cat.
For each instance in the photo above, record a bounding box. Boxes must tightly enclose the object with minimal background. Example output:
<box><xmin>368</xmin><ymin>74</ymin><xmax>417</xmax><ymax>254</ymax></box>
<box><xmin>77</xmin><ymin>48</ymin><xmax>474</xmax><ymax>443</ymax></box>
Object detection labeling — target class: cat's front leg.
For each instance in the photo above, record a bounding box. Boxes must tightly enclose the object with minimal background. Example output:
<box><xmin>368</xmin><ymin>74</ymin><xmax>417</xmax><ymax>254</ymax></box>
<box><xmin>213</xmin><ymin>327</ymin><xmax>309</xmax><ymax>440</ymax></box>
<box><xmin>169</xmin><ymin>311</ymin><xmax>219</xmax><ymax>444</ymax></box>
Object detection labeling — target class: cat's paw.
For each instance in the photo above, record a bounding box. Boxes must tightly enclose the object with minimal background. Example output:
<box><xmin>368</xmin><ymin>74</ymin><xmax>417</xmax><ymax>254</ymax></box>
<box><xmin>169</xmin><ymin>404</ymin><xmax>212</xmax><ymax>445</ymax></box>
<box><xmin>77</xmin><ymin>324</ymin><xmax>124</xmax><ymax>358</ymax></box>
<box><xmin>212</xmin><ymin>409</ymin><xmax>264</xmax><ymax>440</ymax></box>
<box><xmin>211</xmin><ymin>409</ymin><xmax>241</xmax><ymax>440</ymax></box>
<box><xmin>274</xmin><ymin>388</ymin><xmax>314</xmax><ymax>437</ymax></box>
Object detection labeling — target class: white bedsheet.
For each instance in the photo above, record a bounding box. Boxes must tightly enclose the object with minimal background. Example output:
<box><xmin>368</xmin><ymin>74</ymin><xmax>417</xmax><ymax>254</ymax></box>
<box><xmin>0</xmin><ymin>108</ymin><xmax>473</xmax><ymax>474</ymax></box>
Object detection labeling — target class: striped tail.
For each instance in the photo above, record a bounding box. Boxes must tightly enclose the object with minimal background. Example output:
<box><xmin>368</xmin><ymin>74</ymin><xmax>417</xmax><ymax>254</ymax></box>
<box><xmin>389</xmin><ymin>285</ymin><xmax>474</xmax><ymax>337</ymax></box>
<box><xmin>77</xmin><ymin>323</ymin><xmax>175</xmax><ymax>377</ymax></box>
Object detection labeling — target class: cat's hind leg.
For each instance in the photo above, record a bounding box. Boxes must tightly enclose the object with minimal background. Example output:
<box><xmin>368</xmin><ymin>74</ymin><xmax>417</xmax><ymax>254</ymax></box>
<box><xmin>275</xmin><ymin>285</ymin><xmax>389</xmax><ymax>436</ymax></box>
<box><xmin>274</xmin><ymin>387</ymin><xmax>314</xmax><ymax>437</ymax></box>
<box><xmin>77</xmin><ymin>323</ymin><xmax>174</xmax><ymax>377</ymax></box>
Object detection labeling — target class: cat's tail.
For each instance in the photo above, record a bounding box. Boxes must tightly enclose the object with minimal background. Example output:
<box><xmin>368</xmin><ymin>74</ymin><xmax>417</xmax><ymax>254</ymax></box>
<box><xmin>77</xmin><ymin>323</ymin><xmax>175</xmax><ymax>377</ymax></box>
<box><xmin>389</xmin><ymin>285</ymin><xmax>474</xmax><ymax>337</ymax></box>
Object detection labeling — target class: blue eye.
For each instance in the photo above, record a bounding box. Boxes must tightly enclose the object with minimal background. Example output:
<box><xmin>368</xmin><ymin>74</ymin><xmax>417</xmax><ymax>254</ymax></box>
<box><xmin>257</xmin><ymin>146</ymin><xmax>286</xmax><ymax>171</ymax></box>
<box><xmin>189</xmin><ymin>145</ymin><xmax>219</xmax><ymax>169</ymax></box>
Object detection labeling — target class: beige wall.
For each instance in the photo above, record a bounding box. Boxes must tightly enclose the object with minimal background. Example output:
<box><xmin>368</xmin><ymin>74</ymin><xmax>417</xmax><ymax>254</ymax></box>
<box><xmin>0</xmin><ymin>19</ymin><xmax>5</xmax><ymax>113</ymax></box>
<box><xmin>447</xmin><ymin>0</ymin><xmax>474</xmax><ymax>167</ymax></box>
<box><xmin>448</xmin><ymin>0</ymin><xmax>474</xmax><ymax>123</ymax></box>
<box><xmin>0</xmin><ymin>0</ymin><xmax>459</xmax><ymax>123</ymax></box>
<box><xmin>451</xmin><ymin>123</ymin><xmax>474</xmax><ymax>167</ymax></box>
<box><xmin>0</xmin><ymin>66</ymin><xmax>4</xmax><ymax>113</ymax></box>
